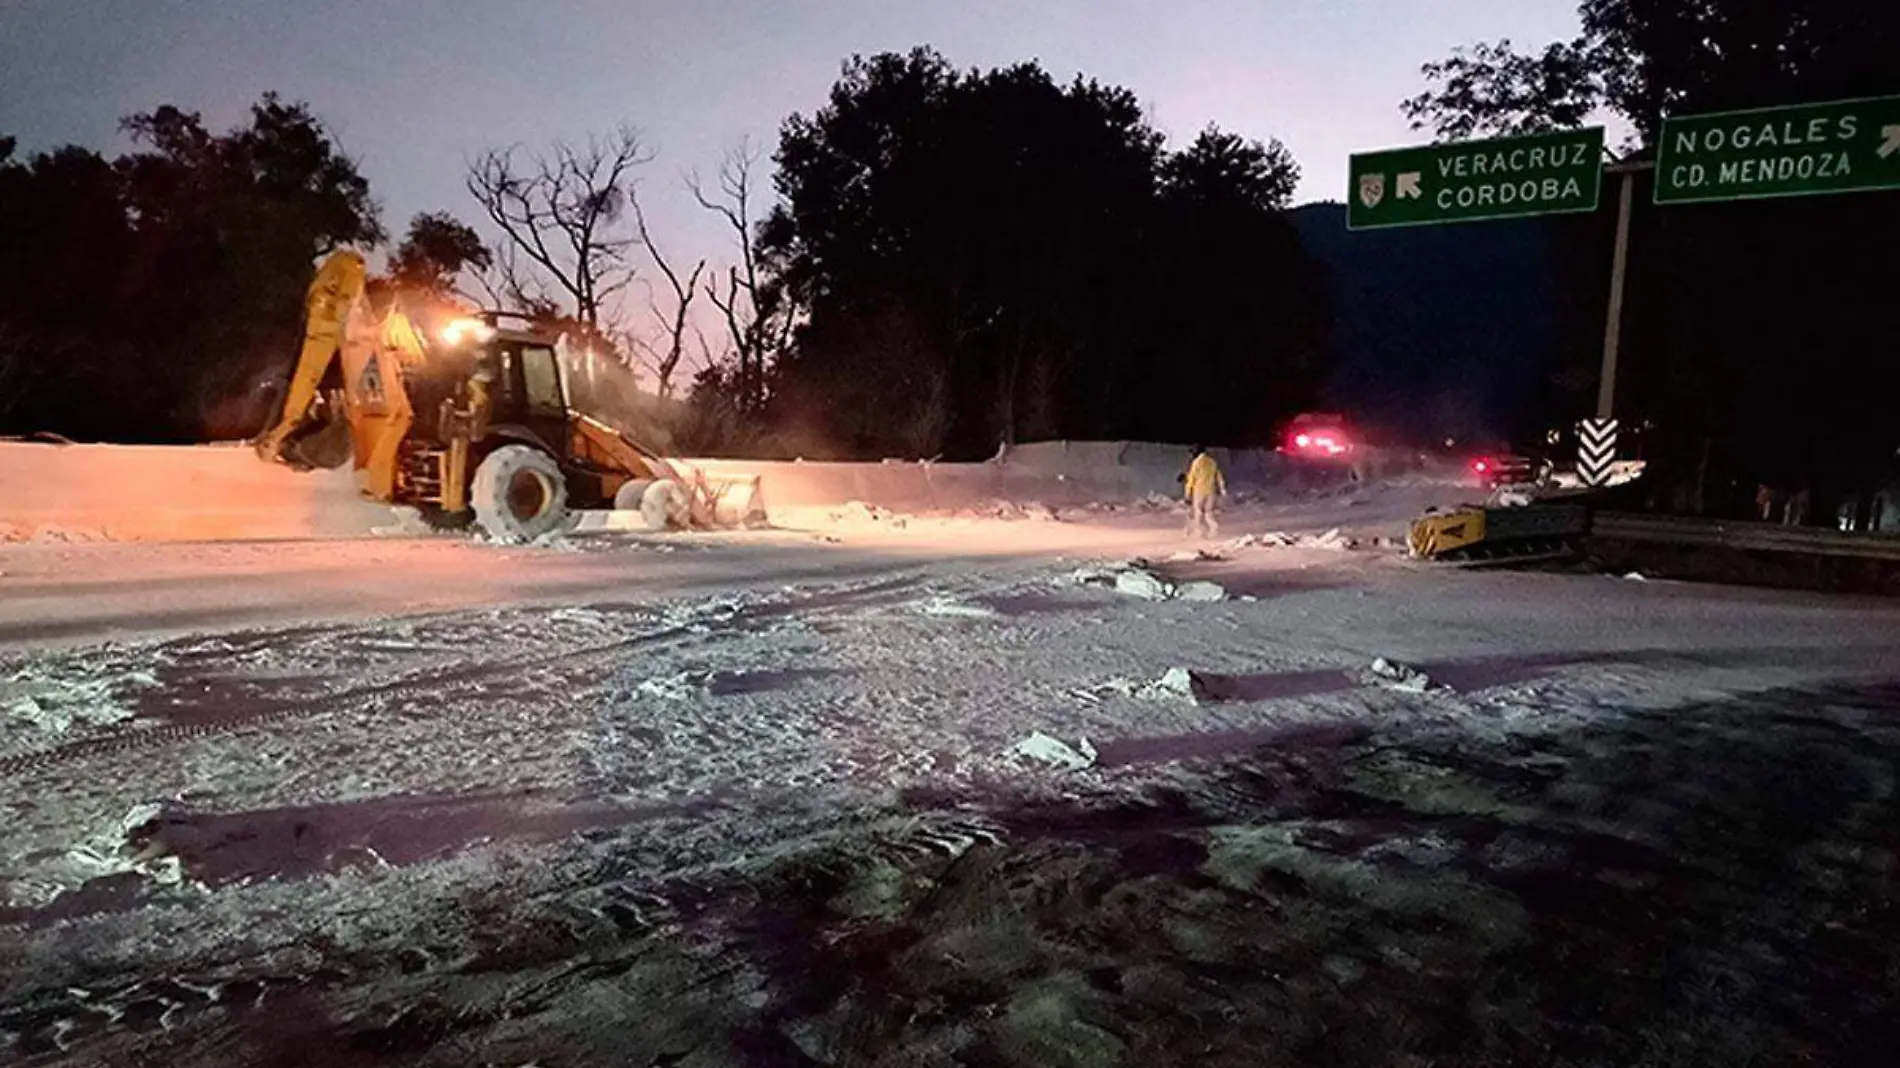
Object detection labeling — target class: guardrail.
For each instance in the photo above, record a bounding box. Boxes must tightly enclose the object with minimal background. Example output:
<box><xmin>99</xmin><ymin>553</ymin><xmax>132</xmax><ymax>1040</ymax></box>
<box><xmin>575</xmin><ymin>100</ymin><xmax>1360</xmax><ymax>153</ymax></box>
<box><xmin>1593</xmin><ymin>512</ymin><xmax>1900</xmax><ymax>561</ymax></box>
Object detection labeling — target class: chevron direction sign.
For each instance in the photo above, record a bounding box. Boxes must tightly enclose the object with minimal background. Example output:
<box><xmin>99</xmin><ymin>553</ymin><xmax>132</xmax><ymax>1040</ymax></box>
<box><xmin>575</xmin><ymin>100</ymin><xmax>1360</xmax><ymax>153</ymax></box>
<box><xmin>1578</xmin><ymin>418</ymin><xmax>1619</xmax><ymax>488</ymax></box>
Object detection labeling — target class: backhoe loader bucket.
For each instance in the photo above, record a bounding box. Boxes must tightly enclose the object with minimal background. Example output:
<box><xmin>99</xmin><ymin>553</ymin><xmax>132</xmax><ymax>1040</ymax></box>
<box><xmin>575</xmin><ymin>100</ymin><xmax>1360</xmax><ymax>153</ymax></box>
<box><xmin>673</xmin><ymin>465</ymin><xmax>767</xmax><ymax>530</ymax></box>
<box><xmin>696</xmin><ymin>472</ymin><xmax>767</xmax><ymax>529</ymax></box>
<box><xmin>270</xmin><ymin>392</ymin><xmax>354</xmax><ymax>471</ymax></box>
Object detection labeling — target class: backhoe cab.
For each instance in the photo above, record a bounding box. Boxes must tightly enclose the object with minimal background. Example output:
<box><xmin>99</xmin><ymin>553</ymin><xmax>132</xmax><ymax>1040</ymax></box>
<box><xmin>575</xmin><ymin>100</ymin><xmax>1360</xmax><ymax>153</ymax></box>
<box><xmin>255</xmin><ymin>250</ymin><xmax>759</xmax><ymax>540</ymax></box>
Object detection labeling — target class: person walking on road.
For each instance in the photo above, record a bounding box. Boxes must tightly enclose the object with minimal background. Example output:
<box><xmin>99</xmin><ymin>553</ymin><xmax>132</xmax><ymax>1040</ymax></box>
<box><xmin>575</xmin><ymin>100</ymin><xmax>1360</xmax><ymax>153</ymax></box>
<box><xmin>1183</xmin><ymin>445</ymin><xmax>1226</xmax><ymax>538</ymax></box>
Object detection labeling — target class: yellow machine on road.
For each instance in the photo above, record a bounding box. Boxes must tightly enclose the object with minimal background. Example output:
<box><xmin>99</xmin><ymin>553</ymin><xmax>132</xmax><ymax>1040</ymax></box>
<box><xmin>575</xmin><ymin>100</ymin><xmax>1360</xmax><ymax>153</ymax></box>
<box><xmin>1408</xmin><ymin>502</ymin><xmax>1591</xmax><ymax>564</ymax></box>
<box><xmin>255</xmin><ymin>250</ymin><xmax>760</xmax><ymax>540</ymax></box>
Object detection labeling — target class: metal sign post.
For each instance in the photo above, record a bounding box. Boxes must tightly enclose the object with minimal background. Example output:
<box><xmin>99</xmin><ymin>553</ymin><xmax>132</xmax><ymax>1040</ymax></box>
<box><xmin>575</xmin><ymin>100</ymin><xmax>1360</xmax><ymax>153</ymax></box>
<box><xmin>1595</xmin><ymin>160</ymin><xmax>1652</xmax><ymax>421</ymax></box>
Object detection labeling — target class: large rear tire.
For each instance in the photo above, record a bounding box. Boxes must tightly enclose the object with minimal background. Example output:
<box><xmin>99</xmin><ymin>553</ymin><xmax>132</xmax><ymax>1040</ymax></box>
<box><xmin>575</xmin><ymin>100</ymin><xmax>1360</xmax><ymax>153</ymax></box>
<box><xmin>470</xmin><ymin>445</ymin><xmax>569</xmax><ymax>542</ymax></box>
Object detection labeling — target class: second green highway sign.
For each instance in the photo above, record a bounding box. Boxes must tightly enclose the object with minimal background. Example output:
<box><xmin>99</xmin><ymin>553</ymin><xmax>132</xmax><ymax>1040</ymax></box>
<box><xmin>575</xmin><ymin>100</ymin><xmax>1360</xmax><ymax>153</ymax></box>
<box><xmin>1655</xmin><ymin>94</ymin><xmax>1900</xmax><ymax>204</ymax></box>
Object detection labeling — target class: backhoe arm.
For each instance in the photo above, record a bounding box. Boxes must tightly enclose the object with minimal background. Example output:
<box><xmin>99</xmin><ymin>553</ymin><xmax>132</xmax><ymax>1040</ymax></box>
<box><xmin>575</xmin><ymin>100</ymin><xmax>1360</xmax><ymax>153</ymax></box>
<box><xmin>254</xmin><ymin>249</ymin><xmax>368</xmax><ymax>463</ymax></box>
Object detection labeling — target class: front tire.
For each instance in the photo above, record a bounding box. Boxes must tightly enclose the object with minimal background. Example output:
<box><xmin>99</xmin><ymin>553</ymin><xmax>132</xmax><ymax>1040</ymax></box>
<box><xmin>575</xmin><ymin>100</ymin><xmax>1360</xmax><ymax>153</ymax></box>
<box><xmin>470</xmin><ymin>444</ymin><xmax>568</xmax><ymax>542</ymax></box>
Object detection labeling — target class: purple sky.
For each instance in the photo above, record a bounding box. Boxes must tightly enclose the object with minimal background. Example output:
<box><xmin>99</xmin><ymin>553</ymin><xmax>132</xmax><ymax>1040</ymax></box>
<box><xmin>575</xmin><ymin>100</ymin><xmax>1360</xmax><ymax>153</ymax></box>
<box><xmin>2</xmin><ymin>0</ymin><xmax>1579</xmax><ymax>338</ymax></box>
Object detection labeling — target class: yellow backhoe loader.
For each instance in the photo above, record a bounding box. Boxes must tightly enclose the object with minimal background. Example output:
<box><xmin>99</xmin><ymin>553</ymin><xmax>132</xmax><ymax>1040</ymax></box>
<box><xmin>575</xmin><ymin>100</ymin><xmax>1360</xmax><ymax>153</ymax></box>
<box><xmin>254</xmin><ymin>250</ymin><xmax>762</xmax><ymax>540</ymax></box>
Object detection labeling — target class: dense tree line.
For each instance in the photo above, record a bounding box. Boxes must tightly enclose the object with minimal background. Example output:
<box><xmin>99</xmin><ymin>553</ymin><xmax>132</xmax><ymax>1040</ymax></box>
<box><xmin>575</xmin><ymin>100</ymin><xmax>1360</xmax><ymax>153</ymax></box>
<box><xmin>1407</xmin><ymin>0</ymin><xmax>1900</xmax><ymax>521</ymax></box>
<box><xmin>0</xmin><ymin>97</ymin><xmax>491</xmax><ymax>443</ymax></box>
<box><xmin>708</xmin><ymin>48</ymin><xmax>1329</xmax><ymax>460</ymax></box>
<box><xmin>0</xmin><ymin>97</ymin><xmax>382</xmax><ymax>441</ymax></box>
<box><xmin>3</xmin><ymin>60</ymin><xmax>1330</xmax><ymax>458</ymax></box>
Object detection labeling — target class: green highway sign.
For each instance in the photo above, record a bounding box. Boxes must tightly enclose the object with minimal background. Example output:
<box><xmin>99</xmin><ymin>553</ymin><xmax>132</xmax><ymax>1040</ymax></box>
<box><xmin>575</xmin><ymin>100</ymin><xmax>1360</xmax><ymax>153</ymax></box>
<box><xmin>1655</xmin><ymin>94</ymin><xmax>1900</xmax><ymax>204</ymax></box>
<box><xmin>1347</xmin><ymin>127</ymin><xmax>1605</xmax><ymax>230</ymax></box>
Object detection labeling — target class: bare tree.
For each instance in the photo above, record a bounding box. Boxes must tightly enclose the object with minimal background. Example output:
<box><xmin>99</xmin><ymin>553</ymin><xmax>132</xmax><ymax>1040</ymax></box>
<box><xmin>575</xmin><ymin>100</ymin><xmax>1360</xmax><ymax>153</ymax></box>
<box><xmin>689</xmin><ymin>138</ymin><xmax>797</xmax><ymax>412</ymax></box>
<box><xmin>691</xmin><ymin>321</ymin><xmax>729</xmax><ymax>371</ymax></box>
<box><xmin>466</xmin><ymin>126</ymin><xmax>652</xmax><ymax>344</ymax></box>
<box><xmin>629</xmin><ymin>189</ymin><xmax>706</xmax><ymax>399</ymax></box>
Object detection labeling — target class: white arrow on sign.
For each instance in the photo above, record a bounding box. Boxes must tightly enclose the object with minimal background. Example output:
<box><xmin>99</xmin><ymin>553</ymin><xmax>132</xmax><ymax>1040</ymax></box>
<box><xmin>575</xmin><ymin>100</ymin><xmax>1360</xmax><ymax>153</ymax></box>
<box><xmin>1396</xmin><ymin>172</ymin><xmax>1423</xmax><ymax>200</ymax></box>
<box><xmin>1880</xmin><ymin>125</ymin><xmax>1900</xmax><ymax>160</ymax></box>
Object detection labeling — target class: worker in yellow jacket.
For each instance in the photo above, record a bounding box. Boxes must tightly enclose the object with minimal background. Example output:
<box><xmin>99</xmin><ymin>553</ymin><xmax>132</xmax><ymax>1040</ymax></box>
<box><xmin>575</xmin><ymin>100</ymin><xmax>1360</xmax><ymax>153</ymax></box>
<box><xmin>1183</xmin><ymin>445</ymin><xmax>1226</xmax><ymax>538</ymax></box>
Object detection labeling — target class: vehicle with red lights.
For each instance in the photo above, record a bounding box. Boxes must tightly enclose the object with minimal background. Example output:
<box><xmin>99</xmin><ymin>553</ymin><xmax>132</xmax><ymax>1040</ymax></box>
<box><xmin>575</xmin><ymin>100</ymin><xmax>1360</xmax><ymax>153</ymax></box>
<box><xmin>1470</xmin><ymin>452</ymin><xmax>1547</xmax><ymax>490</ymax></box>
<box><xmin>1283</xmin><ymin>413</ymin><xmax>1354</xmax><ymax>462</ymax></box>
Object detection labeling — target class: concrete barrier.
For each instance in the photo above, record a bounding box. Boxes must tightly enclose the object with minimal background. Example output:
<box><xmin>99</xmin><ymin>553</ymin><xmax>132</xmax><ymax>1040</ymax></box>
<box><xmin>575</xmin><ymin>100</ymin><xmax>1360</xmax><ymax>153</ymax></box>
<box><xmin>923</xmin><ymin>464</ymin><xmax>1007</xmax><ymax>509</ymax></box>
<box><xmin>0</xmin><ymin>441</ymin><xmax>394</xmax><ymax>542</ymax></box>
<box><xmin>853</xmin><ymin>461</ymin><xmax>939</xmax><ymax>513</ymax></box>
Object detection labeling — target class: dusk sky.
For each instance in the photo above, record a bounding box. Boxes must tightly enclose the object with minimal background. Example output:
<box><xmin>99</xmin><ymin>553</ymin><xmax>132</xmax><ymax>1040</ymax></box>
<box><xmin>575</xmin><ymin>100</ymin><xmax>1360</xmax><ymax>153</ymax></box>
<box><xmin>2</xmin><ymin>0</ymin><xmax>1579</xmax><ymax>299</ymax></box>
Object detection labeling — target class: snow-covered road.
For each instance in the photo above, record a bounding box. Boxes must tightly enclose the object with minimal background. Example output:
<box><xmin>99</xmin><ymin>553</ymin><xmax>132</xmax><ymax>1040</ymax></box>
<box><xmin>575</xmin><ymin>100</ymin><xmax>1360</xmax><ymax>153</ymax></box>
<box><xmin>5</xmin><ymin>493</ymin><xmax>1900</xmax><ymax>1065</ymax></box>
<box><xmin>0</xmin><ymin>484</ymin><xmax>1451</xmax><ymax>652</ymax></box>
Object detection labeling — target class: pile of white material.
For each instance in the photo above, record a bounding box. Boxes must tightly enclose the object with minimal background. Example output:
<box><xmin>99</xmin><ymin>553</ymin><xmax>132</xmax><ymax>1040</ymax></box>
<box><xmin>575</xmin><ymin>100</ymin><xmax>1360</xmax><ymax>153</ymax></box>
<box><xmin>1114</xmin><ymin>568</ymin><xmax>1171</xmax><ymax>600</ymax></box>
<box><xmin>1006</xmin><ymin>731</ymin><xmax>1098</xmax><ymax>771</ymax></box>
<box><xmin>959</xmin><ymin>499</ymin><xmax>1060</xmax><ymax>522</ymax></box>
<box><xmin>1172</xmin><ymin>580</ymin><xmax>1228</xmax><ymax>603</ymax></box>
<box><xmin>914</xmin><ymin>594</ymin><xmax>1000</xmax><ymax>619</ymax></box>
<box><xmin>1165</xmin><ymin>549</ymin><xmax>1228</xmax><ymax>563</ymax></box>
<box><xmin>1070</xmin><ymin>563</ymin><xmax>1226</xmax><ymax>603</ymax></box>
<box><xmin>72</xmin><ymin>802</ymin><xmax>182</xmax><ymax>882</ymax></box>
<box><xmin>370</xmin><ymin>508</ymin><xmax>444</xmax><ymax>537</ymax></box>
<box><xmin>827</xmin><ymin>500</ymin><xmax>907</xmax><ymax>527</ymax></box>
<box><xmin>3</xmin><ymin>662</ymin><xmax>159</xmax><ymax>737</ymax></box>
<box><xmin>1363</xmin><ymin>657</ymin><xmax>1435</xmax><ymax>694</ymax></box>
<box><xmin>1549</xmin><ymin>459</ymin><xmax>1646</xmax><ymax>489</ymax></box>
<box><xmin>9</xmin><ymin>802</ymin><xmax>186</xmax><ymax>908</ymax></box>
<box><xmin>1147</xmin><ymin>666</ymin><xmax>1208</xmax><ymax>701</ymax></box>
<box><xmin>1487</xmin><ymin>488</ymin><xmax>1537</xmax><ymax>508</ymax></box>
<box><xmin>1228</xmin><ymin>528</ymin><xmax>1358</xmax><ymax>551</ymax></box>
<box><xmin>1073</xmin><ymin>666</ymin><xmax>1210</xmax><ymax>705</ymax></box>
<box><xmin>636</xmin><ymin>671</ymin><xmax>715</xmax><ymax>701</ymax></box>
<box><xmin>462</xmin><ymin>528</ymin><xmax>588</xmax><ymax>550</ymax></box>
<box><xmin>1103</xmin><ymin>492</ymin><xmax>1186</xmax><ymax>515</ymax></box>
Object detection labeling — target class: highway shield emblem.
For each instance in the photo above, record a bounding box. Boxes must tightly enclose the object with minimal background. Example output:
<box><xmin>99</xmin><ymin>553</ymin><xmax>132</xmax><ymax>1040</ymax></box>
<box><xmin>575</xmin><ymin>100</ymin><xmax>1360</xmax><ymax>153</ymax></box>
<box><xmin>1358</xmin><ymin>173</ymin><xmax>1385</xmax><ymax>209</ymax></box>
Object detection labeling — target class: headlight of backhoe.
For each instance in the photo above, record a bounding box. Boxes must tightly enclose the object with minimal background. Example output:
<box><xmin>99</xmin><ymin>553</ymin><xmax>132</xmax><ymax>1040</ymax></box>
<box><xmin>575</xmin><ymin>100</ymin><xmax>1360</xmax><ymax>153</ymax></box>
<box><xmin>440</xmin><ymin>317</ymin><xmax>497</xmax><ymax>347</ymax></box>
